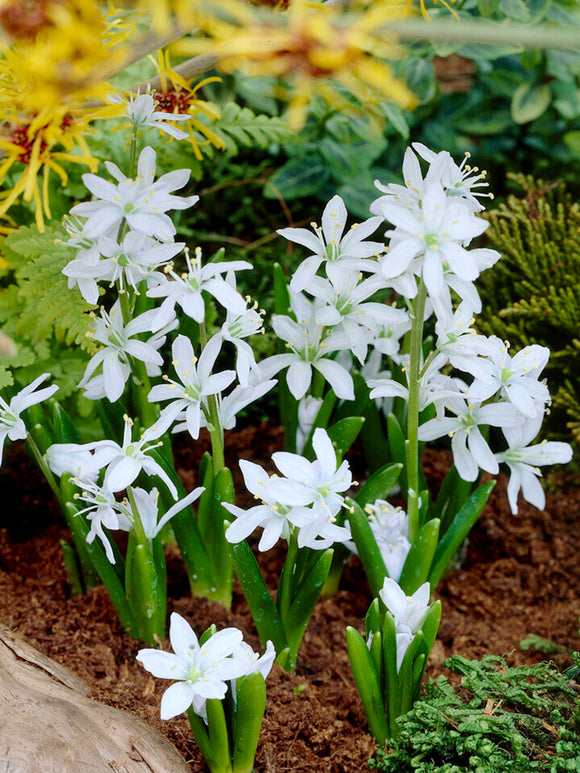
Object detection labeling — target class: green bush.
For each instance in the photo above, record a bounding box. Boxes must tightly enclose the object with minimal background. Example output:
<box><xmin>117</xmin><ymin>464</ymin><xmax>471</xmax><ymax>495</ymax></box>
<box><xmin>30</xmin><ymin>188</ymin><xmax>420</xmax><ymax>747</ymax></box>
<box><xmin>368</xmin><ymin>654</ymin><xmax>580</xmax><ymax>773</ymax></box>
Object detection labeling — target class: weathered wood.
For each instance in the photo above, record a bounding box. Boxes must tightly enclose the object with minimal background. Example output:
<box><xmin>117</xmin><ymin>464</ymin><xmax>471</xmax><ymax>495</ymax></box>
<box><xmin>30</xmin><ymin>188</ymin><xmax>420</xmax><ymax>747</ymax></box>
<box><xmin>0</xmin><ymin>624</ymin><xmax>191</xmax><ymax>773</ymax></box>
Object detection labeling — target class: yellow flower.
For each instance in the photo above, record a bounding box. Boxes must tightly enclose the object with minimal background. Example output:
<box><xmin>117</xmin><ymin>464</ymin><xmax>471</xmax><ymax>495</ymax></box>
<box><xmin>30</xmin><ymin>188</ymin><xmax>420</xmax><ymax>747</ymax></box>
<box><xmin>408</xmin><ymin>0</ymin><xmax>459</xmax><ymax>21</ymax></box>
<box><xmin>0</xmin><ymin>108</ymin><xmax>100</xmax><ymax>231</ymax></box>
<box><xmin>173</xmin><ymin>0</ymin><xmax>416</xmax><ymax>131</ymax></box>
<box><xmin>149</xmin><ymin>50</ymin><xmax>226</xmax><ymax>159</ymax></box>
<box><xmin>0</xmin><ymin>1</ymin><xmax>135</xmax><ymax>229</ymax></box>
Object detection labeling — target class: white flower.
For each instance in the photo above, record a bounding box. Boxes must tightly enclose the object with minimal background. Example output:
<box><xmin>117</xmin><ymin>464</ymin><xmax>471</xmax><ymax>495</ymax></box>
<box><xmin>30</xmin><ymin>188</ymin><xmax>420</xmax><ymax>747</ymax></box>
<box><xmin>219</xmin><ymin>301</ymin><xmax>264</xmax><ymax>386</ymax></box>
<box><xmin>128</xmin><ymin>486</ymin><xmax>205</xmax><ymax>539</ymax></box>
<box><xmin>278</xmin><ymin>195</ymin><xmax>384</xmax><ymax>292</ymax></box>
<box><xmin>87</xmin><ymin>418</ymin><xmax>179</xmax><ymax>498</ymax></box>
<box><xmin>188</xmin><ymin>378</ymin><xmax>277</xmax><ymax>434</ymax></box>
<box><xmin>148</xmin><ymin>334</ymin><xmax>235</xmax><ymax>439</ymax></box>
<box><xmin>434</xmin><ymin>301</ymin><xmax>491</xmax><ymax>380</ymax></box>
<box><xmin>0</xmin><ymin>374</ymin><xmax>58</xmax><ymax>466</ymax></box>
<box><xmin>466</xmin><ymin>337</ymin><xmax>550</xmax><ymax>418</ymax></box>
<box><xmin>136</xmin><ymin>613</ymin><xmax>247</xmax><ymax>721</ymax></box>
<box><xmin>224</xmin><ymin>459</ymin><xmax>301</xmax><ymax>550</ymax></box>
<box><xmin>45</xmin><ymin>443</ymin><xmax>99</xmax><ymax>481</ymax></box>
<box><xmin>371</xmin><ymin>145</ymin><xmax>440</xmax><ymax>213</ymax></box>
<box><xmin>306</xmin><ymin>271</ymin><xmax>400</xmax><ymax>365</ymax></box>
<box><xmin>230</xmin><ymin>640</ymin><xmax>276</xmax><ymax>703</ymax></box>
<box><xmin>348</xmin><ymin>501</ymin><xmax>411</xmax><ymax>583</ymax></box>
<box><xmin>418</xmin><ymin>398</ymin><xmax>524</xmax><ymax>481</ymax></box>
<box><xmin>69</xmin><ymin>478</ymin><xmax>130</xmax><ymax>563</ymax></box>
<box><xmin>269</xmin><ymin>427</ymin><xmax>352</xmax><ymax>518</ymax></box>
<box><xmin>79</xmin><ymin>301</ymin><xmax>171</xmax><ymax>402</ymax></box>
<box><xmin>296</xmin><ymin>396</ymin><xmax>324</xmax><ymax>454</ymax></box>
<box><xmin>260</xmin><ymin>296</ymin><xmax>354</xmax><ymax>401</ymax></box>
<box><xmin>375</xmin><ymin>183</ymin><xmax>490</xmax><ymax>303</ymax></box>
<box><xmin>495</xmin><ymin>412</ymin><xmax>573</xmax><ymax>514</ymax></box>
<box><xmin>224</xmin><ymin>440</ymin><xmax>352</xmax><ymax>552</ymax></box>
<box><xmin>412</xmin><ymin>143</ymin><xmax>491</xmax><ymax>211</ymax></box>
<box><xmin>110</xmin><ymin>92</ymin><xmax>190</xmax><ymax>140</ymax></box>
<box><xmin>147</xmin><ymin>247</ymin><xmax>251</xmax><ymax>330</ymax></box>
<box><xmin>379</xmin><ymin>578</ymin><xmax>431</xmax><ymax>671</ymax></box>
<box><xmin>71</xmin><ymin>146</ymin><xmax>198</xmax><ymax>240</ymax></box>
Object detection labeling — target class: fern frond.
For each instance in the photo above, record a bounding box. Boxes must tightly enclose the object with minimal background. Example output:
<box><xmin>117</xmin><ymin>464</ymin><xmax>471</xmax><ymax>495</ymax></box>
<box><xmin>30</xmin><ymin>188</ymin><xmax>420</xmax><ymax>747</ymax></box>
<box><xmin>196</xmin><ymin>102</ymin><xmax>291</xmax><ymax>157</ymax></box>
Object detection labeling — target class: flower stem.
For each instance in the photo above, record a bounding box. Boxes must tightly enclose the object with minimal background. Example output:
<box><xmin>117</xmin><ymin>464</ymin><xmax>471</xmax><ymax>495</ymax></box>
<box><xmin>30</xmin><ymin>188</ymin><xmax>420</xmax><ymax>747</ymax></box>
<box><xmin>405</xmin><ymin>279</ymin><xmax>427</xmax><ymax>543</ymax></box>
<box><xmin>199</xmin><ymin>320</ymin><xmax>225</xmax><ymax>472</ymax></box>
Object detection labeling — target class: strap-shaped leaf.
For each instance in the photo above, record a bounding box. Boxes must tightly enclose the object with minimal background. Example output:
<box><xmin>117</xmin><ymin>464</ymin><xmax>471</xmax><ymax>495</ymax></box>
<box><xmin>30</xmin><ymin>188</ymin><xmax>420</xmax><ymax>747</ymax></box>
<box><xmin>49</xmin><ymin>400</ymin><xmax>80</xmax><ymax>444</ymax></box>
<box><xmin>232</xmin><ymin>672</ymin><xmax>267</xmax><ymax>773</ymax></box>
<box><xmin>230</xmin><ymin>541</ymin><xmax>287</xmax><ymax>655</ymax></box>
<box><xmin>365</xmin><ymin>597</ymin><xmax>382</xmax><ymax>637</ymax></box>
<box><xmin>125</xmin><ymin>542</ymin><xmax>165</xmax><ymax>645</ymax></box>
<box><xmin>149</xmin><ymin>446</ymin><xmax>215</xmax><ymax>595</ymax></box>
<box><xmin>398</xmin><ymin>518</ymin><xmax>440</xmax><ymax>595</ymax></box>
<box><xmin>346</xmin><ymin>626</ymin><xmax>388</xmax><ymax>745</ymax></box>
<box><xmin>386</xmin><ymin>413</ymin><xmax>408</xmax><ymax>494</ymax></box>
<box><xmin>381</xmin><ymin>610</ymin><xmax>400</xmax><ymax>735</ymax></box>
<box><xmin>355</xmin><ymin>462</ymin><xmax>403</xmax><ymax>507</ymax></box>
<box><xmin>187</xmin><ymin>706</ymin><xmax>222</xmax><ymax>773</ymax></box>
<box><xmin>346</xmin><ymin>497</ymin><xmax>388</xmax><ymax>598</ymax></box>
<box><xmin>419</xmin><ymin>600</ymin><xmax>442</xmax><ymax>654</ymax></box>
<box><xmin>206</xmin><ymin>699</ymin><xmax>231</xmax><ymax>773</ymax></box>
<box><xmin>397</xmin><ymin>631</ymin><xmax>429</xmax><ymax>716</ymax></box>
<box><xmin>429</xmin><ymin>481</ymin><xmax>495</xmax><ymax>589</ymax></box>
<box><xmin>326</xmin><ymin>416</ymin><xmax>365</xmax><ymax>461</ymax></box>
<box><xmin>285</xmin><ymin>548</ymin><xmax>333</xmax><ymax>664</ymax></box>
<box><xmin>432</xmin><ymin>464</ymin><xmax>474</xmax><ymax>536</ymax></box>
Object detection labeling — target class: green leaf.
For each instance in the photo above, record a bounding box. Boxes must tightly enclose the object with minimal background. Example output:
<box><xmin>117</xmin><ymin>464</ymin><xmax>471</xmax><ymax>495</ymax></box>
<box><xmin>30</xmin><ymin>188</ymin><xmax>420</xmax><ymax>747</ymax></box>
<box><xmin>355</xmin><ymin>463</ymin><xmax>403</xmax><ymax>508</ymax></box>
<box><xmin>230</xmin><ymin>541</ymin><xmax>287</xmax><ymax>655</ymax></box>
<box><xmin>125</xmin><ymin>542</ymin><xmax>166</xmax><ymax>645</ymax></box>
<box><xmin>386</xmin><ymin>413</ymin><xmax>408</xmax><ymax>494</ymax></box>
<box><xmin>267</xmin><ymin>155</ymin><xmax>329</xmax><ymax>200</ymax></box>
<box><xmin>398</xmin><ymin>518</ymin><xmax>440</xmax><ymax>596</ymax></box>
<box><xmin>285</xmin><ymin>548</ymin><xmax>333</xmax><ymax>663</ymax></box>
<box><xmin>346</xmin><ymin>626</ymin><xmax>388</xmax><ymax>745</ymax></box>
<box><xmin>200</xmin><ymin>101</ymin><xmax>290</xmax><ymax>157</ymax></box>
<box><xmin>346</xmin><ymin>498</ymin><xmax>388</xmax><ymax>598</ymax></box>
<box><xmin>511</xmin><ymin>82</ymin><xmax>552</xmax><ymax>124</ymax></box>
<box><xmin>429</xmin><ymin>481</ymin><xmax>495</xmax><ymax>589</ymax></box>
<box><xmin>326</xmin><ymin>416</ymin><xmax>364</xmax><ymax>461</ymax></box>
<box><xmin>564</xmin><ymin>130</ymin><xmax>580</xmax><ymax>156</ymax></box>
<box><xmin>232</xmin><ymin>672</ymin><xmax>267</xmax><ymax>773</ymax></box>
<box><xmin>433</xmin><ymin>464</ymin><xmax>474</xmax><ymax>536</ymax></box>
<box><xmin>499</xmin><ymin>0</ymin><xmax>530</xmax><ymax>21</ymax></box>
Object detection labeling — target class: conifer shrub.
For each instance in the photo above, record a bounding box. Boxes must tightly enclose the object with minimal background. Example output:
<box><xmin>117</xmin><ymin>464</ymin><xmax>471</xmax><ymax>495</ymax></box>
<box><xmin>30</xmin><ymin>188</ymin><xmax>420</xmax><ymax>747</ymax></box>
<box><xmin>368</xmin><ymin>655</ymin><xmax>580</xmax><ymax>773</ymax></box>
<box><xmin>475</xmin><ymin>176</ymin><xmax>580</xmax><ymax>445</ymax></box>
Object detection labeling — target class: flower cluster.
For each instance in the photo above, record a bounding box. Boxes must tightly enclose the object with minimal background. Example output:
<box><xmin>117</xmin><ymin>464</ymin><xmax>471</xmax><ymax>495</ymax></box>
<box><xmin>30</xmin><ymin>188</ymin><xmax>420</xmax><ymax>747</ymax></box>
<box><xmin>276</xmin><ymin>145</ymin><xmax>572</xmax><ymax>517</ymax></box>
<box><xmin>137</xmin><ymin>612</ymin><xmax>275</xmax><ymax>722</ymax></box>
<box><xmin>225</xmin><ymin>427</ymin><xmax>352</xmax><ymax>551</ymax></box>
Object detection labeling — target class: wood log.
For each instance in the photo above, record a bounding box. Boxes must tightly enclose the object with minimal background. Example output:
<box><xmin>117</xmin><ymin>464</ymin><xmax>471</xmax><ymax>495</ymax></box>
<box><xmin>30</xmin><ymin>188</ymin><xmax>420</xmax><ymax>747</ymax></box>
<box><xmin>0</xmin><ymin>624</ymin><xmax>191</xmax><ymax>773</ymax></box>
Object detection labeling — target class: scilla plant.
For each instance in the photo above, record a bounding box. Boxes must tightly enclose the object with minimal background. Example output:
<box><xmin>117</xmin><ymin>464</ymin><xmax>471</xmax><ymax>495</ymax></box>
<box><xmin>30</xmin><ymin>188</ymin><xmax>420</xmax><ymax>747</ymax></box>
<box><xmin>15</xmin><ymin>93</ymin><xmax>277</xmax><ymax>644</ymax></box>
<box><xmin>253</xmin><ymin>144</ymin><xmax>573</xmax><ymax>736</ymax></box>
<box><xmin>137</xmin><ymin>612</ymin><xmax>275</xmax><ymax>773</ymax></box>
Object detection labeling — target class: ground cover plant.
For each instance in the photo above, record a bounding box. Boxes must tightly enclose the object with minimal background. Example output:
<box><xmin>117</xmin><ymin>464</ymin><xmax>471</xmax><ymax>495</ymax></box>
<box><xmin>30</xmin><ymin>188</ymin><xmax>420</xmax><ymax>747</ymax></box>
<box><xmin>0</xmin><ymin>2</ymin><xmax>579</xmax><ymax>772</ymax></box>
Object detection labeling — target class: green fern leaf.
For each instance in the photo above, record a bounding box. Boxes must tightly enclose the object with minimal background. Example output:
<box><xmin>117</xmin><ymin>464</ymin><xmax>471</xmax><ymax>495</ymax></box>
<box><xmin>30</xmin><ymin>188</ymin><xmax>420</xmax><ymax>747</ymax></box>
<box><xmin>197</xmin><ymin>102</ymin><xmax>291</xmax><ymax>157</ymax></box>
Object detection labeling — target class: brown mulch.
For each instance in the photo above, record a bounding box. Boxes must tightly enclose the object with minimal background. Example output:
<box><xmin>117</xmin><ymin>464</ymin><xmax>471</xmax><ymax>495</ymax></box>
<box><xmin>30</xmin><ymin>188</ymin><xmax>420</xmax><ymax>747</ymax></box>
<box><xmin>0</xmin><ymin>426</ymin><xmax>579</xmax><ymax>772</ymax></box>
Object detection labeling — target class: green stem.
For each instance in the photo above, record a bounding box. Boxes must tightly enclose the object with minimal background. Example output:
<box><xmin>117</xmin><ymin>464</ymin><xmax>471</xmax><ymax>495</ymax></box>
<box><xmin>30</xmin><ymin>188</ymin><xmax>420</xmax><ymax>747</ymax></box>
<box><xmin>199</xmin><ymin>320</ymin><xmax>225</xmax><ymax>471</ymax></box>
<box><xmin>405</xmin><ymin>279</ymin><xmax>427</xmax><ymax>544</ymax></box>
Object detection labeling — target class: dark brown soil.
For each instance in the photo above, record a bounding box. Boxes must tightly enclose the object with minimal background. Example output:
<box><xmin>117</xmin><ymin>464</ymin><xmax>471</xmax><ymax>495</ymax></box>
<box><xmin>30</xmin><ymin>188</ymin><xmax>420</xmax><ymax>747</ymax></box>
<box><xmin>1</xmin><ymin>425</ymin><xmax>579</xmax><ymax>772</ymax></box>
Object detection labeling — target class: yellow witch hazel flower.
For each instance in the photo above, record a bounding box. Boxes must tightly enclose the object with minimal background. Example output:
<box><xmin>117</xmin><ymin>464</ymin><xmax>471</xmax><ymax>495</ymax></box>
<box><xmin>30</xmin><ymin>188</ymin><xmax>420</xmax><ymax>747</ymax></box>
<box><xmin>148</xmin><ymin>51</ymin><xmax>225</xmax><ymax>160</ymax></box>
<box><xmin>173</xmin><ymin>0</ymin><xmax>417</xmax><ymax>131</ymax></box>
<box><xmin>0</xmin><ymin>0</ymin><xmax>134</xmax><ymax>230</ymax></box>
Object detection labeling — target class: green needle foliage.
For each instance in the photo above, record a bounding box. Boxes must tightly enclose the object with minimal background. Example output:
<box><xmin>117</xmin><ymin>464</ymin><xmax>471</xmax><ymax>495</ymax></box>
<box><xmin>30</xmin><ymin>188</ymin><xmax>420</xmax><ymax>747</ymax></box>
<box><xmin>368</xmin><ymin>654</ymin><xmax>580</xmax><ymax>773</ymax></box>
<box><xmin>476</xmin><ymin>175</ymin><xmax>580</xmax><ymax>444</ymax></box>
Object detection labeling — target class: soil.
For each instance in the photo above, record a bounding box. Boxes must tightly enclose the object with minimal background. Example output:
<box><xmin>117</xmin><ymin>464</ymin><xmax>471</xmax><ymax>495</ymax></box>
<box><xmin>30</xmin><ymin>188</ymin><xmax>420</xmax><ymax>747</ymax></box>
<box><xmin>1</xmin><ymin>424</ymin><xmax>579</xmax><ymax>772</ymax></box>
